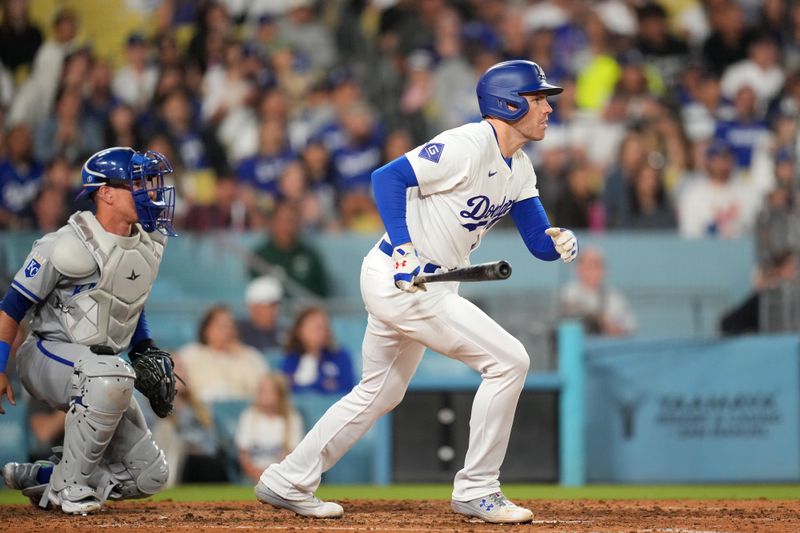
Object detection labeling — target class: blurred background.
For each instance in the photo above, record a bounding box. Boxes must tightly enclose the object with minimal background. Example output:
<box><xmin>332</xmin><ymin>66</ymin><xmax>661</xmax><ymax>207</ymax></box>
<box><xmin>0</xmin><ymin>0</ymin><xmax>799</xmax><ymax>488</ymax></box>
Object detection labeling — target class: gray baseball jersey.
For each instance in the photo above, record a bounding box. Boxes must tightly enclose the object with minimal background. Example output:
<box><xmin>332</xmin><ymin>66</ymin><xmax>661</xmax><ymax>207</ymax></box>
<box><xmin>12</xmin><ymin>211</ymin><xmax>166</xmax><ymax>353</ymax></box>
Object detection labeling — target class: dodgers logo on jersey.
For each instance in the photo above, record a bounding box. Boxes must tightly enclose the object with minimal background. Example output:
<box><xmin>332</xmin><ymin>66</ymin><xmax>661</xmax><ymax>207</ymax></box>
<box><xmin>419</xmin><ymin>143</ymin><xmax>444</xmax><ymax>163</ymax></box>
<box><xmin>460</xmin><ymin>195</ymin><xmax>514</xmax><ymax>232</ymax></box>
<box><xmin>24</xmin><ymin>257</ymin><xmax>43</xmax><ymax>278</ymax></box>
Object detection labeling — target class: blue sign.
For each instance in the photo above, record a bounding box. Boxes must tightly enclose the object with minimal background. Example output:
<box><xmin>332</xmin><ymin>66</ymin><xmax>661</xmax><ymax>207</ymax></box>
<box><xmin>584</xmin><ymin>335</ymin><xmax>800</xmax><ymax>482</ymax></box>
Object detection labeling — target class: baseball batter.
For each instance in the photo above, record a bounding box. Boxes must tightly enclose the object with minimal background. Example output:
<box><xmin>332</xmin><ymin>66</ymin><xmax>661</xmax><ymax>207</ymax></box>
<box><xmin>0</xmin><ymin>147</ymin><xmax>179</xmax><ymax>514</ymax></box>
<box><xmin>256</xmin><ymin>60</ymin><xmax>578</xmax><ymax>524</ymax></box>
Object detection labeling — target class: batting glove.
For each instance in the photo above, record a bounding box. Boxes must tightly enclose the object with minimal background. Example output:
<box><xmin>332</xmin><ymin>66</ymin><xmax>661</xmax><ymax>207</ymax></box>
<box><xmin>545</xmin><ymin>227</ymin><xmax>578</xmax><ymax>263</ymax></box>
<box><xmin>392</xmin><ymin>242</ymin><xmax>426</xmax><ymax>293</ymax></box>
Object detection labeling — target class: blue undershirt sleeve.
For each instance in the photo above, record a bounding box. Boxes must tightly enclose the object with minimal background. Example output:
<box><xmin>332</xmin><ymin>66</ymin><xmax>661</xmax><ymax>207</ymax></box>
<box><xmin>510</xmin><ymin>197</ymin><xmax>560</xmax><ymax>262</ymax></box>
<box><xmin>130</xmin><ymin>311</ymin><xmax>154</xmax><ymax>353</ymax></box>
<box><xmin>371</xmin><ymin>156</ymin><xmax>419</xmax><ymax>247</ymax></box>
<box><xmin>0</xmin><ymin>286</ymin><xmax>35</xmax><ymax>323</ymax></box>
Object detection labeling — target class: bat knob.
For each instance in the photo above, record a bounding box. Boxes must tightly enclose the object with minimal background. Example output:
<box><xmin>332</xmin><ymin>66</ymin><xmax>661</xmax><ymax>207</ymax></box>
<box><xmin>497</xmin><ymin>261</ymin><xmax>512</xmax><ymax>279</ymax></box>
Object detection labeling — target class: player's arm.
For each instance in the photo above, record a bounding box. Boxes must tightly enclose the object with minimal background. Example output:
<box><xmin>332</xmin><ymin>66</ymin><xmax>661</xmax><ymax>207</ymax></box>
<box><xmin>510</xmin><ymin>197</ymin><xmax>577</xmax><ymax>263</ymax></box>
<box><xmin>371</xmin><ymin>156</ymin><xmax>425</xmax><ymax>293</ymax></box>
<box><xmin>0</xmin><ymin>288</ymin><xmax>35</xmax><ymax>414</ymax></box>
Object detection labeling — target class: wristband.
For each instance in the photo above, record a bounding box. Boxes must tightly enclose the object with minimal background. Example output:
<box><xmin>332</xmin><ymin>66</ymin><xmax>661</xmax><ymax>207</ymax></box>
<box><xmin>0</xmin><ymin>341</ymin><xmax>10</xmax><ymax>374</ymax></box>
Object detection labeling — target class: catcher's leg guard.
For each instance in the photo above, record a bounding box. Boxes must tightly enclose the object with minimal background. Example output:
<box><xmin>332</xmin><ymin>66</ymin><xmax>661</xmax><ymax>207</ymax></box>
<box><xmin>104</xmin><ymin>397</ymin><xmax>169</xmax><ymax>500</ymax></box>
<box><xmin>45</xmin><ymin>355</ymin><xmax>135</xmax><ymax>512</ymax></box>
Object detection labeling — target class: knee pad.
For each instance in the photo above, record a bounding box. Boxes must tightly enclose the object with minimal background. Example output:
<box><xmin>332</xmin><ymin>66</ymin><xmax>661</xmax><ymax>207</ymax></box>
<box><xmin>51</xmin><ymin>356</ymin><xmax>135</xmax><ymax>496</ymax></box>
<box><xmin>109</xmin><ymin>433</ymin><xmax>169</xmax><ymax>499</ymax></box>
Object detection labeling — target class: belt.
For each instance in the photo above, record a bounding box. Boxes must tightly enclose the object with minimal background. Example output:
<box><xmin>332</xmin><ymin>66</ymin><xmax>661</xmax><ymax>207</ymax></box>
<box><xmin>379</xmin><ymin>239</ymin><xmax>440</xmax><ymax>274</ymax></box>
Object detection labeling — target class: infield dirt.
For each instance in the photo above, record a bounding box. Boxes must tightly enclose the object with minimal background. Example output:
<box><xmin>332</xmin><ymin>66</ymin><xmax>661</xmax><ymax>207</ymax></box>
<box><xmin>1</xmin><ymin>498</ymin><xmax>799</xmax><ymax>532</ymax></box>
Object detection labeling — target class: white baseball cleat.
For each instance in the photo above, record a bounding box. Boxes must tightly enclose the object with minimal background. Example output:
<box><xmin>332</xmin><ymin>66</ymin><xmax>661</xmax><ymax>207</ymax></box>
<box><xmin>451</xmin><ymin>492</ymin><xmax>533</xmax><ymax>523</ymax></box>
<box><xmin>48</xmin><ymin>487</ymin><xmax>102</xmax><ymax>515</ymax></box>
<box><xmin>255</xmin><ymin>481</ymin><xmax>343</xmax><ymax>518</ymax></box>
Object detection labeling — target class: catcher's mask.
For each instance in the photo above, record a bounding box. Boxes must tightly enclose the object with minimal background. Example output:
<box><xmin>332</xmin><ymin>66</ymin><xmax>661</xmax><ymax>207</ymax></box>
<box><xmin>79</xmin><ymin>146</ymin><xmax>177</xmax><ymax>236</ymax></box>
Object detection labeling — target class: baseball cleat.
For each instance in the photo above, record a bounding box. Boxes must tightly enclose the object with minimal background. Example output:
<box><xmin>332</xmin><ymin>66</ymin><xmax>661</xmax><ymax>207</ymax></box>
<box><xmin>3</xmin><ymin>461</ymin><xmax>53</xmax><ymax>507</ymax></box>
<box><xmin>451</xmin><ymin>492</ymin><xmax>533</xmax><ymax>523</ymax></box>
<box><xmin>255</xmin><ymin>481</ymin><xmax>343</xmax><ymax>518</ymax></box>
<box><xmin>48</xmin><ymin>488</ymin><xmax>102</xmax><ymax>515</ymax></box>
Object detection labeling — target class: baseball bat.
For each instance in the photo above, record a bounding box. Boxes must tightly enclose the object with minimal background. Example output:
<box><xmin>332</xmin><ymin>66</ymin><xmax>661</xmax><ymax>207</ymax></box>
<box><xmin>415</xmin><ymin>260</ymin><xmax>512</xmax><ymax>284</ymax></box>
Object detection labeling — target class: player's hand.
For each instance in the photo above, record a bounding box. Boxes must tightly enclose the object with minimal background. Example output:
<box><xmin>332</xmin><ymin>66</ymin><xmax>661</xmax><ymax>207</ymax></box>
<box><xmin>392</xmin><ymin>242</ymin><xmax>426</xmax><ymax>293</ymax></box>
<box><xmin>545</xmin><ymin>227</ymin><xmax>578</xmax><ymax>263</ymax></box>
<box><xmin>0</xmin><ymin>373</ymin><xmax>16</xmax><ymax>415</ymax></box>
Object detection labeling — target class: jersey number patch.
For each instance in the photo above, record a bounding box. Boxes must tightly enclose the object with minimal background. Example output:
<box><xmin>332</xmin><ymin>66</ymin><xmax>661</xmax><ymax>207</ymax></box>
<box><xmin>419</xmin><ymin>143</ymin><xmax>444</xmax><ymax>163</ymax></box>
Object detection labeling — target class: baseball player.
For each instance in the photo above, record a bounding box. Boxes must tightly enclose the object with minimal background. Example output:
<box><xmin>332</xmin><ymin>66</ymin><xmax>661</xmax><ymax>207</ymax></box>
<box><xmin>256</xmin><ymin>60</ymin><xmax>578</xmax><ymax>524</ymax></box>
<box><xmin>0</xmin><ymin>147</ymin><xmax>179</xmax><ymax>514</ymax></box>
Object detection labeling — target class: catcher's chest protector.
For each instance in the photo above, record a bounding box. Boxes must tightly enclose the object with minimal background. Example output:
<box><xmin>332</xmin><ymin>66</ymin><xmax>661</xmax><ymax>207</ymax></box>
<box><xmin>59</xmin><ymin>212</ymin><xmax>166</xmax><ymax>353</ymax></box>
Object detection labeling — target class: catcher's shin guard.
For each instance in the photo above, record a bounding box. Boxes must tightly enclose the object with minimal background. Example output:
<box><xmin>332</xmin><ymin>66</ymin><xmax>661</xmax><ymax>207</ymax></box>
<box><xmin>106</xmin><ymin>432</ymin><xmax>169</xmax><ymax>499</ymax></box>
<box><xmin>46</xmin><ymin>356</ymin><xmax>135</xmax><ymax>508</ymax></box>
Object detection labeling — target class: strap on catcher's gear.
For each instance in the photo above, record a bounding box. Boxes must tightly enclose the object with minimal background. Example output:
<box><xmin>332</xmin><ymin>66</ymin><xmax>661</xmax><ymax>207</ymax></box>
<box><xmin>130</xmin><ymin>347</ymin><xmax>178</xmax><ymax>418</ymax></box>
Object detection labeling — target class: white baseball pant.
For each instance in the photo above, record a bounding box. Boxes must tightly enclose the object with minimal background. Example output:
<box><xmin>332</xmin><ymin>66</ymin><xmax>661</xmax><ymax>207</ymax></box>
<box><xmin>261</xmin><ymin>243</ymin><xmax>530</xmax><ymax>501</ymax></box>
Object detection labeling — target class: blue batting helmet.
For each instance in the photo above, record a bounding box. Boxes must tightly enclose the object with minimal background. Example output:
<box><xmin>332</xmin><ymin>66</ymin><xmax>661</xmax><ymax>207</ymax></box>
<box><xmin>80</xmin><ymin>147</ymin><xmax>177</xmax><ymax>236</ymax></box>
<box><xmin>476</xmin><ymin>60</ymin><xmax>563</xmax><ymax>121</ymax></box>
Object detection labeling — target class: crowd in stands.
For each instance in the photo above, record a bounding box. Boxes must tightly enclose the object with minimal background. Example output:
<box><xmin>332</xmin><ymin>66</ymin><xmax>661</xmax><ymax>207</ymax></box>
<box><xmin>3</xmin><ymin>0</ymin><xmax>800</xmax><ymax>480</ymax></box>
<box><xmin>0</xmin><ymin>1</ymin><xmax>796</xmax><ymax>254</ymax></box>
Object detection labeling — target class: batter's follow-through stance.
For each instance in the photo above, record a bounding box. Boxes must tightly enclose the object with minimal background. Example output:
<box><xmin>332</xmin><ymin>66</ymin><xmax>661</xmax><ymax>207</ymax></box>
<box><xmin>256</xmin><ymin>60</ymin><xmax>578</xmax><ymax>524</ymax></box>
<box><xmin>0</xmin><ymin>147</ymin><xmax>179</xmax><ymax>514</ymax></box>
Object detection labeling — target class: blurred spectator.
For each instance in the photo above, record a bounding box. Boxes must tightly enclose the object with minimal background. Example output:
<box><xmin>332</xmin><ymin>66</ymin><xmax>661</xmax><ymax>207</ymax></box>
<box><xmin>33</xmin><ymin>86</ymin><xmax>103</xmax><ymax>165</ymax></box>
<box><xmin>621</xmin><ymin>163</ymin><xmax>676</xmax><ymax>230</ymax></box>
<box><xmin>330</xmin><ymin>101</ymin><xmax>384</xmax><ymax>193</ymax></box>
<box><xmin>20</xmin><ymin>184</ymin><xmax>68</xmax><ymax>232</ymax></box>
<box><xmin>155</xmin><ymin>87</ymin><xmax>228</xmax><ymax>176</ymax></box>
<box><xmin>112</xmin><ymin>33</ymin><xmax>159</xmax><ymax>112</ymax></box>
<box><xmin>680</xmin><ymin>70</ymin><xmax>730</xmax><ymax>143</ymax></box>
<box><xmin>27</xmin><ymin>399</ymin><xmax>65</xmax><ymax>462</ymax></box>
<box><xmin>678</xmin><ymin>140</ymin><xmax>761</xmax><ymax>238</ymax></box>
<box><xmin>187</xmin><ymin>1</ymin><xmax>232</xmax><ymax>72</ymax></box>
<box><xmin>84</xmin><ymin>59</ymin><xmax>120</xmax><ymax>125</ymax></box>
<box><xmin>702</xmin><ymin>1</ymin><xmax>758</xmax><ymax>75</ymax></box>
<box><xmin>720</xmin><ymin>250</ymin><xmax>798</xmax><ymax>335</ymax></box>
<box><xmin>235</xmin><ymin>373</ymin><xmax>303</xmax><ymax>483</ymax></box>
<box><xmin>603</xmin><ymin>129</ymin><xmax>647</xmax><ymax>228</ymax></box>
<box><xmin>104</xmin><ymin>103</ymin><xmax>143</xmax><ymax>149</ymax></box>
<box><xmin>281</xmin><ymin>306</ymin><xmax>355</xmax><ymax>395</ymax></box>
<box><xmin>153</xmin><ymin>357</ymin><xmax>228</xmax><ymax>486</ymax></box>
<box><xmin>252</xmin><ymin>201</ymin><xmax>329</xmax><ymax>297</ymax></box>
<box><xmin>278</xmin><ymin>0</ymin><xmax>337</xmax><ymax>74</ymax></box>
<box><xmin>177</xmin><ymin>304</ymin><xmax>269</xmax><ymax>403</ymax></box>
<box><xmin>634</xmin><ymin>2</ymin><xmax>689</xmax><ymax>92</ymax></box>
<box><xmin>720</xmin><ymin>32</ymin><xmax>784</xmax><ymax>113</ymax></box>
<box><xmin>553</xmin><ymin>163</ymin><xmax>599</xmax><ymax>230</ymax></box>
<box><xmin>201</xmin><ymin>39</ymin><xmax>256</xmax><ymax>127</ymax></box>
<box><xmin>560</xmin><ymin>247</ymin><xmax>637</xmax><ymax>336</ymax></box>
<box><xmin>0</xmin><ymin>124</ymin><xmax>43</xmax><ymax>228</ymax></box>
<box><xmin>236</xmin><ymin>275</ymin><xmax>285</xmax><ymax>353</ymax></box>
<box><xmin>182</xmin><ymin>173</ymin><xmax>257</xmax><ymax>231</ymax></box>
<box><xmin>8</xmin><ymin>8</ymin><xmax>78</xmax><ymax>127</ymax></box>
<box><xmin>715</xmin><ymin>83</ymin><xmax>771</xmax><ymax>171</ymax></box>
<box><xmin>236</xmin><ymin>118</ymin><xmax>296</xmax><ymax>200</ymax></box>
<box><xmin>0</xmin><ymin>0</ymin><xmax>43</xmax><ymax>77</ymax></box>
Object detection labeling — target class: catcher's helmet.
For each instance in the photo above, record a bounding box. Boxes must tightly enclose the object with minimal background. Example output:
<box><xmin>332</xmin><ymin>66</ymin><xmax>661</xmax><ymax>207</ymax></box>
<box><xmin>79</xmin><ymin>147</ymin><xmax>177</xmax><ymax>236</ymax></box>
<box><xmin>476</xmin><ymin>60</ymin><xmax>563</xmax><ymax>121</ymax></box>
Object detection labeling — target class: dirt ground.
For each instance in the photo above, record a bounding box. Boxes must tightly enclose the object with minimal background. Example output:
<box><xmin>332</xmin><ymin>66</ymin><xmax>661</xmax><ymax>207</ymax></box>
<box><xmin>1</xmin><ymin>498</ymin><xmax>799</xmax><ymax>533</ymax></box>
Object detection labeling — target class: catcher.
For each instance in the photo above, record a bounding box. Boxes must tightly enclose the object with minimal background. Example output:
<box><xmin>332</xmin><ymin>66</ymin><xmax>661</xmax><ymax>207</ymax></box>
<box><xmin>0</xmin><ymin>147</ymin><xmax>178</xmax><ymax>514</ymax></box>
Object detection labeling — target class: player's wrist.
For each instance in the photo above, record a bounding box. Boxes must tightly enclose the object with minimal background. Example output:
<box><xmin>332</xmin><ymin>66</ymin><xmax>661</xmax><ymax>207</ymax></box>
<box><xmin>0</xmin><ymin>341</ymin><xmax>10</xmax><ymax>373</ymax></box>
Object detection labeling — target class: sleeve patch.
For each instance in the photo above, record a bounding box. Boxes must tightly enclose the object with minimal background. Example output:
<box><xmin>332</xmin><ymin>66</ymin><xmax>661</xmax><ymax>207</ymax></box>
<box><xmin>24</xmin><ymin>254</ymin><xmax>46</xmax><ymax>278</ymax></box>
<box><xmin>419</xmin><ymin>143</ymin><xmax>445</xmax><ymax>163</ymax></box>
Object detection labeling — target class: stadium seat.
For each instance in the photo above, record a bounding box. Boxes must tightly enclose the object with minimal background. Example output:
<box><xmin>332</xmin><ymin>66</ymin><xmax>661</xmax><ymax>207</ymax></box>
<box><xmin>210</xmin><ymin>400</ymin><xmax>250</xmax><ymax>484</ymax></box>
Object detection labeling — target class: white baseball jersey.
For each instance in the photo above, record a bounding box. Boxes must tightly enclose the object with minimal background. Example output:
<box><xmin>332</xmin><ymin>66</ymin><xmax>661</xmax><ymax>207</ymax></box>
<box><xmin>403</xmin><ymin>121</ymin><xmax>540</xmax><ymax>269</ymax></box>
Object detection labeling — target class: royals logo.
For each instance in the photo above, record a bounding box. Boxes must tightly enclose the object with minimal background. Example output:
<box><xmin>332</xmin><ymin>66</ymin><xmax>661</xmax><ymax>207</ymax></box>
<box><xmin>24</xmin><ymin>256</ymin><xmax>44</xmax><ymax>278</ymax></box>
<box><xmin>460</xmin><ymin>195</ymin><xmax>514</xmax><ymax>231</ymax></box>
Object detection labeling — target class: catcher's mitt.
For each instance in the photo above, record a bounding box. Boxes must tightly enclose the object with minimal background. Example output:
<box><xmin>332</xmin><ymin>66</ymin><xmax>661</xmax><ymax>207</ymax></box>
<box><xmin>131</xmin><ymin>348</ymin><xmax>176</xmax><ymax>418</ymax></box>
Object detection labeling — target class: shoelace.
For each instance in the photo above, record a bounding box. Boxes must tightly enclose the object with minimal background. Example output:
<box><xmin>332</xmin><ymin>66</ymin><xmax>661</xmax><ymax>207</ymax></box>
<box><xmin>486</xmin><ymin>493</ymin><xmax>516</xmax><ymax>509</ymax></box>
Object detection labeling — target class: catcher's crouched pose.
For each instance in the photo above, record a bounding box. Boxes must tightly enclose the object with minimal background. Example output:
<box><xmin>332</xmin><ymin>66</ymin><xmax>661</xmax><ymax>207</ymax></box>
<box><xmin>0</xmin><ymin>147</ymin><xmax>178</xmax><ymax>515</ymax></box>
